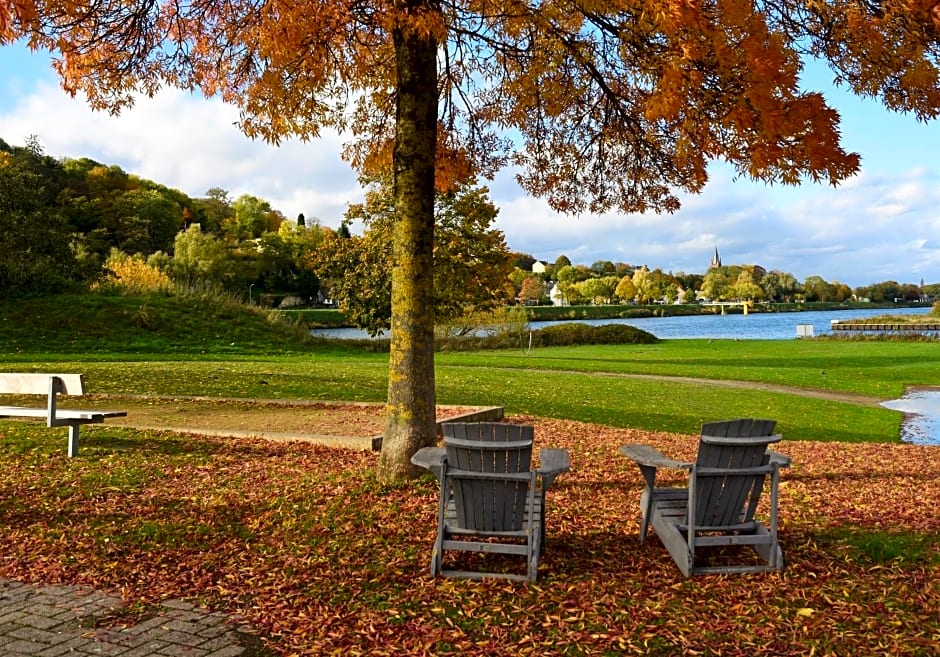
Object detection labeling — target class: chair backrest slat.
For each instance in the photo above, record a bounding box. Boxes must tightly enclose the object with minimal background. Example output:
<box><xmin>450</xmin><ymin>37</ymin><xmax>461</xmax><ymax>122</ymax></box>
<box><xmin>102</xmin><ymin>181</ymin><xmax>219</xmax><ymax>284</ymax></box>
<box><xmin>442</xmin><ymin>423</ymin><xmax>534</xmax><ymax>532</ymax></box>
<box><xmin>693</xmin><ymin>419</ymin><xmax>779</xmax><ymax>528</ymax></box>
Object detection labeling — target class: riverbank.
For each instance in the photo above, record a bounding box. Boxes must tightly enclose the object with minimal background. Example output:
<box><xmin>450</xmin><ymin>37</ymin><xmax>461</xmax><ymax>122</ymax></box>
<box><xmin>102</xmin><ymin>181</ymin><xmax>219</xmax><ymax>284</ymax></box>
<box><xmin>310</xmin><ymin>306</ymin><xmax>935</xmax><ymax>341</ymax></box>
<box><xmin>284</xmin><ymin>300</ymin><xmax>928</xmax><ymax>329</ymax></box>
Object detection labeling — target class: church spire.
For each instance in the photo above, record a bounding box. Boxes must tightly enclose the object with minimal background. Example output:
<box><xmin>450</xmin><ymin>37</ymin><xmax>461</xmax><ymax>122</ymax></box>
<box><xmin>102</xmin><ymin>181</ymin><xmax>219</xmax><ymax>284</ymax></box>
<box><xmin>710</xmin><ymin>246</ymin><xmax>721</xmax><ymax>269</ymax></box>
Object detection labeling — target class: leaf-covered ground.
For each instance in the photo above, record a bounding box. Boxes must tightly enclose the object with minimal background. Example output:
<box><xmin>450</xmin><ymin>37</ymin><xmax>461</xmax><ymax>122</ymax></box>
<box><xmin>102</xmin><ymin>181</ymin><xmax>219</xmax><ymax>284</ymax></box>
<box><xmin>0</xmin><ymin>417</ymin><xmax>937</xmax><ymax>656</ymax></box>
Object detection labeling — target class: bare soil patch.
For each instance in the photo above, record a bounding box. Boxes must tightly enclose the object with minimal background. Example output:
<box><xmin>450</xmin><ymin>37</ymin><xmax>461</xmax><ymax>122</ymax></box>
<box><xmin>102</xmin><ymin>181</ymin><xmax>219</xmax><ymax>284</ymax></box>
<box><xmin>95</xmin><ymin>396</ymin><xmax>480</xmax><ymax>441</ymax></box>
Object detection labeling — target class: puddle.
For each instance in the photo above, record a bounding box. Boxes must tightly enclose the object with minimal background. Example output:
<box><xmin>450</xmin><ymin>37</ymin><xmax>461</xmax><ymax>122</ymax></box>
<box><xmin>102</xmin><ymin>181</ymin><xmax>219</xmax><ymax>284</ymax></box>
<box><xmin>880</xmin><ymin>388</ymin><xmax>940</xmax><ymax>446</ymax></box>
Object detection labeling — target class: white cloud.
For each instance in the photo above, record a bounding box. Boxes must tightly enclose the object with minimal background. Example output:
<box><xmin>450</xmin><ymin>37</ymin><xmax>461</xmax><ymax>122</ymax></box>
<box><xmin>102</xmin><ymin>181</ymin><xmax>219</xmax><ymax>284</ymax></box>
<box><xmin>0</xmin><ymin>82</ymin><xmax>363</xmax><ymax>228</ymax></box>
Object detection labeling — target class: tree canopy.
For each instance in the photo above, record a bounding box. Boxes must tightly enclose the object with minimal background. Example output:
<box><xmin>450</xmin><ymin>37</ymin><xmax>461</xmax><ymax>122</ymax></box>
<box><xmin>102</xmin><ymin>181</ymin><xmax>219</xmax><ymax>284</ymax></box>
<box><xmin>5</xmin><ymin>0</ymin><xmax>940</xmax><ymax>480</ymax></box>
<box><xmin>312</xmin><ymin>180</ymin><xmax>514</xmax><ymax>335</ymax></box>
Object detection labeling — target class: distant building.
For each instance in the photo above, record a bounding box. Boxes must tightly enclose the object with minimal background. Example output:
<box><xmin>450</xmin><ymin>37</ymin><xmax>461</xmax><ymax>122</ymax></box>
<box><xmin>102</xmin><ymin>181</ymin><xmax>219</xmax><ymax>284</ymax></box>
<box><xmin>532</xmin><ymin>261</ymin><xmax>547</xmax><ymax>274</ymax></box>
<box><xmin>710</xmin><ymin>246</ymin><xmax>722</xmax><ymax>269</ymax></box>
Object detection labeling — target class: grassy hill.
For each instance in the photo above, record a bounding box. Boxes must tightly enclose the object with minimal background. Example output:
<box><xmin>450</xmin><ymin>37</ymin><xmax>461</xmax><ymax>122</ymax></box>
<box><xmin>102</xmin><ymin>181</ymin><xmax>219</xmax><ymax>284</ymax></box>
<box><xmin>2</xmin><ymin>293</ymin><xmax>321</xmax><ymax>356</ymax></box>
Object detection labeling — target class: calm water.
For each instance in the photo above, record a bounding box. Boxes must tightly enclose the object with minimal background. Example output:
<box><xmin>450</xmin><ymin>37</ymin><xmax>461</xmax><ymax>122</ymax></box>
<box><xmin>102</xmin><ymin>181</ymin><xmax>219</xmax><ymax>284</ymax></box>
<box><xmin>311</xmin><ymin>306</ymin><xmax>933</xmax><ymax>340</ymax></box>
<box><xmin>881</xmin><ymin>390</ymin><xmax>940</xmax><ymax>446</ymax></box>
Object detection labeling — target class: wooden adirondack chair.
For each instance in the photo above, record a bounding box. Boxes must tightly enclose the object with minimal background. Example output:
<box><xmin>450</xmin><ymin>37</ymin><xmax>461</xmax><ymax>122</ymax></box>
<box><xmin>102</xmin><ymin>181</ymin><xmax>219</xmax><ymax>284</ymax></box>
<box><xmin>411</xmin><ymin>422</ymin><xmax>569</xmax><ymax>582</ymax></box>
<box><xmin>620</xmin><ymin>418</ymin><xmax>791</xmax><ymax>576</ymax></box>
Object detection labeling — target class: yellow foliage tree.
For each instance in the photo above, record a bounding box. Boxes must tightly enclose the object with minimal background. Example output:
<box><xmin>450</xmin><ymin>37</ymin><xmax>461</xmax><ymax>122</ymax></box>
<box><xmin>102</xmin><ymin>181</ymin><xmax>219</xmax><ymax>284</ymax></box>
<box><xmin>5</xmin><ymin>1</ymin><xmax>940</xmax><ymax>480</ymax></box>
<box><xmin>95</xmin><ymin>251</ymin><xmax>174</xmax><ymax>296</ymax></box>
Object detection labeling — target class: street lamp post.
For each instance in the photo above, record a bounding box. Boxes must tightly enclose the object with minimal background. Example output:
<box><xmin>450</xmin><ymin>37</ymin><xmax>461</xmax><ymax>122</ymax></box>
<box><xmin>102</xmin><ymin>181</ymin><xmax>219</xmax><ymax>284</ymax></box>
<box><xmin>249</xmin><ymin>283</ymin><xmax>254</xmax><ymax>305</ymax></box>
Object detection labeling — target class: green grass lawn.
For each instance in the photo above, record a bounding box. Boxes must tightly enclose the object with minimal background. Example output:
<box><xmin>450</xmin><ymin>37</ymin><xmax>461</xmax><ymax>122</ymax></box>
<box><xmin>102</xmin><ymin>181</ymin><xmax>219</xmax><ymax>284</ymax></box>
<box><xmin>5</xmin><ymin>293</ymin><xmax>940</xmax><ymax>443</ymax></box>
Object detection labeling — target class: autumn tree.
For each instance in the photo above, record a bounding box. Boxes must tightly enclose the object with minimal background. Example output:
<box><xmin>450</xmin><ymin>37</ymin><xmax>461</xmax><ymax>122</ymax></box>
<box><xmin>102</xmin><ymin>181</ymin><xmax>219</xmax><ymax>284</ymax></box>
<box><xmin>701</xmin><ymin>268</ymin><xmax>732</xmax><ymax>302</ymax></box>
<box><xmin>730</xmin><ymin>270</ymin><xmax>764</xmax><ymax>301</ymax></box>
<box><xmin>579</xmin><ymin>275</ymin><xmax>619</xmax><ymax>304</ymax></box>
<box><xmin>615</xmin><ymin>275</ymin><xmax>637</xmax><ymax>303</ymax></box>
<box><xmin>8</xmin><ymin>1</ymin><xmax>940</xmax><ymax>480</ymax></box>
<box><xmin>632</xmin><ymin>267</ymin><xmax>656</xmax><ymax>304</ymax></box>
<box><xmin>518</xmin><ymin>276</ymin><xmax>546</xmax><ymax>304</ymax></box>
<box><xmin>165</xmin><ymin>224</ymin><xmax>238</xmax><ymax>289</ymax></box>
<box><xmin>312</xmin><ymin>180</ymin><xmax>514</xmax><ymax>335</ymax></box>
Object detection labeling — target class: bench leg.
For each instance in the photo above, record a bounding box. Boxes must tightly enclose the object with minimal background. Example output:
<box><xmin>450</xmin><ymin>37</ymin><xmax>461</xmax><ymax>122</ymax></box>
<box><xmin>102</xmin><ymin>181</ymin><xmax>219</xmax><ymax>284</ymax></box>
<box><xmin>68</xmin><ymin>425</ymin><xmax>80</xmax><ymax>457</ymax></box>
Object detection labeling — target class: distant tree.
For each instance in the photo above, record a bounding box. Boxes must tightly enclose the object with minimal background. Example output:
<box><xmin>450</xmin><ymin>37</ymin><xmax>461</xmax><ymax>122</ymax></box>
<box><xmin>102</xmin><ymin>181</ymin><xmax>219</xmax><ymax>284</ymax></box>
<box><xmin>226</xmin><ymin>194</ymin><xmax>275</xmax><ymax>241</ymax></box>
<box><xmin>580</xmin><ymin>275</ymin><xmax>619</xmax><ymax>304</ymax></box>
<box><xmin>254</xmin><ymin>221</ymin><xmax>325</xmax><ymax>299</ymax></box>
<box><xmin>730</xmin><ymin>270</ymin><xmax>764</xmax><ymax>301</ymax></box>
<box><xmin>632</xmin><ymin>267</ymin><xmax>656</xmax><ymax>304</ymax></box>
<box><xmin>312</xmin><ymin>180</ymin><xmax>513</xmax><ymax>334</ymax></box>
<box><xmin>553</xmin><ymin>255</ymin><xmax>572</xmax><ymax>271</ymax></box>
<box><xmin>673</xmin><ymin>272</ymin><xmax>703</xmax><ymax>297</ymax></box>
<box><xmin>679</xmin><ymin>286</ymin><xmax>697</xmax><ymax>304</ymax></box>
<box><xmin>297</xmin><ymin>212</ymin><xmax>306</xmax><ymax>227</ymax></box>
<box><xmin>901</xmin><ymin>283</ymin><xmax>922</xmax><ymax>301</ymax></box>
<box><xmin>830</xmin><ymin>281</ymin><xmax>853</xmax><ymax>302</ymax></box>
<box><xmin>193</xmin><ymin>188</ymin><xmax>233</xmax><ymax>233</ymax></box>
<box><xmin>701</xmin><ymin>268</ymin><xmax>732</xmax><ymax>301</ymax></box>
<box><xmin>518</xmin><ymin>276</ymin><xmax>546</xmax><ymax>304</ymax></box>
<box><xmin>0</xmin><ymin>148</ymin><xmax>77</xmax><ymax>294</ymax></box>
<box><xmin>856</xmin><ymin>280</ymin><xmax>904</xmax><ymax>303</ymax></box>
<box><xmin>556</xmin><ymin>280</ymin><xmax>585</xmax><ymax>306</ymax></box>
<box><xmin>511</xmin><ymin>252</ymin><xmax>537</xmax><ymax>272</ymax></box>
<box><xmin>590</xmin><ymin>260</ymin><xmax>616</xmax><ymax>276</ymax></box>
<box><xmin>167</xmin><ymin>224</ymin><xmax>238</xmax><ymax>289</ymax></box>
<box><xmin>803</xmin><ymin>275</ymin><xmax>832</xmax><ymax>302</ymax></box>
<box><xmin>760</xmin><ymin>270</ymin><xmax>801</xmax><ymax>302</ymax></box>
<box><xmin>555</xmin><ymin>264</ymin><xmax>591</xmax><ymax>284</ymax></box>
<box><xmin>922</xmin><ymin>283</ymin><xmax>940</xmax><ymax>300</ymax></box>
<box><xmin>311</xmin><ymin>231</ymin><xmax>389</xmax><ymax>333</ymax></box>
<box><xmin>112</xmin><ymin>188</ymin><xmax>182</xmax><ymax>255</ymax></box>
<box><xmin>615</xmin><ymin>275</ymin><xmax>637</xmax><ymax>303</ymax></box>
<box><xmin>663</xmin><ymin>283</ymin><xmax>680</xmax><ymax>304</ymax></box>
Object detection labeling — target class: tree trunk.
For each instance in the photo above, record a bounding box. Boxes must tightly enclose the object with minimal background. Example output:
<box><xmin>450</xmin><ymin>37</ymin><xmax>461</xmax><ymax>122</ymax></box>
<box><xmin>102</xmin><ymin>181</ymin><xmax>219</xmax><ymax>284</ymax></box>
<box><xmin>377</xmin><ymin>6</ymin><xmax>439</xmax><ymax>483</ymax></box>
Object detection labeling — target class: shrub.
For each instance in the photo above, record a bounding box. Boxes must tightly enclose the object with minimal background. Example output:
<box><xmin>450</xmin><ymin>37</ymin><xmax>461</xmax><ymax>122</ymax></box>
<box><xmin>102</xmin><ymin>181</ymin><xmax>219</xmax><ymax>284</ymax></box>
<box><xmin>436</xmin><ymin>321</ymin><xmax>657</xmax><ymax>351</ymax></box>
<box><xmin>93</xmin><ymin>250</ymin><xmax>174</xmax><ymax>295</ymax></box>
<box><xmin>529</xmin><ymin>322</ymin><xmax>658</xmax><ymax>347</ymax></box>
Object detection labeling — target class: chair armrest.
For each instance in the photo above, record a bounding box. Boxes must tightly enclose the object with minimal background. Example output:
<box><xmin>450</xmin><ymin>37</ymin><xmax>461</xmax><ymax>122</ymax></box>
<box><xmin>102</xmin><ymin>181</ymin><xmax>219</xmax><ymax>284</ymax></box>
<box><xmin>767</xmin><ymin>450</ymin><xmax>792</xmax><ymax>468</ymax></box>
<box><xmin>619</xmin><ymin>444</ymin><xmax>692</xmax><ymax>470</ymax></box>
<box><xmin>411</xmin><ymin>446</ymin><xmax>446</xmax><ymax>481</ymax></box>
<box><xmin>537</xmin><ymin>448</ymin><xmax>570</xmax><ymax>491</ymax></box>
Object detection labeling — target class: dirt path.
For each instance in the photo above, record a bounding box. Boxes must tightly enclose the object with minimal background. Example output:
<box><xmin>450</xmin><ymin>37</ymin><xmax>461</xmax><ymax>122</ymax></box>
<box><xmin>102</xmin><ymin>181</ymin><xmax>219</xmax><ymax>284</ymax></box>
<box><xmin>93</xmin><ymin>397</ymin><xmax>491</xmax><ymax>449</ymax></box>
<box><xmin>85</xmin><ymin>373</ymin><xmax>886</xmax><ymax>447</ymax></box>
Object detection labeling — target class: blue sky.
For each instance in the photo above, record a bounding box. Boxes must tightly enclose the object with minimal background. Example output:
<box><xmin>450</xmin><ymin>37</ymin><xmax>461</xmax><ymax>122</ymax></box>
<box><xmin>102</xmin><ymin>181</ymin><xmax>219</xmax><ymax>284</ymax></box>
<box><xmin>2</xmin><ymin>41</ymin><xmax>940</xmax><ymax>288</ymax></box>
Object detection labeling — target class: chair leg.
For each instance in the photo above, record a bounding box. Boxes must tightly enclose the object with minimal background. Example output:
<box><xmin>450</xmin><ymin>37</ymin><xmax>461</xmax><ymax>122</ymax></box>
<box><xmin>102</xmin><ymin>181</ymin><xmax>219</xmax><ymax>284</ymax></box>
<box><xmin>639</xmin><ymin>488</ymin><xmax>652</xmax><ymax>542</ymax></box>
<box><xmin>67</xmin><ymin>425</ymin><xmax>80</xmax><ymax>457</ymax></box>
<box><xmin>431</xmin><ymin>544</ymin><xmax>442</xmax><ymax>577</ymax></box>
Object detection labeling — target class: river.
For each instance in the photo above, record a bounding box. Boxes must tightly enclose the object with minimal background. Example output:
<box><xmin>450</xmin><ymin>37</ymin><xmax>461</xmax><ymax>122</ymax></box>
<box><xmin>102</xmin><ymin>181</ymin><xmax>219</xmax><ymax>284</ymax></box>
<box><xmin>311</xmin><ymin>306</ymin><xmax>933</xmax><ymax>341</ymax></box>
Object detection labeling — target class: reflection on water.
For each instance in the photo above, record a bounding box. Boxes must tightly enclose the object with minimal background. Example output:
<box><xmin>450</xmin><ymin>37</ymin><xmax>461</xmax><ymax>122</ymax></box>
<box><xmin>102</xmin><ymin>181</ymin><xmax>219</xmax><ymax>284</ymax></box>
<box><xmin>881</xmin><ymin>388</ymin><xmax>940</xmax><ymax>446</ymax></box>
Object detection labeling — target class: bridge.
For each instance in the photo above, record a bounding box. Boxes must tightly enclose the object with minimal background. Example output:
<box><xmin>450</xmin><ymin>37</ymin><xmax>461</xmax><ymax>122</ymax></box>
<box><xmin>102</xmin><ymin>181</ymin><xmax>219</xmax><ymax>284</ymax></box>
<box><xmin>700</xmin><ymin>301</ymin><xmax>751</xmax><ymax>315</ymax></box>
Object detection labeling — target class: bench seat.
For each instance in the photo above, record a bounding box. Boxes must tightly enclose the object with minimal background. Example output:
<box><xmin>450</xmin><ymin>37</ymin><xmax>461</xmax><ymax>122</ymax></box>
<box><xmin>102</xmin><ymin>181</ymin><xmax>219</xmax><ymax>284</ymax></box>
<box><xmin>0</xmin><ymin>373</ymin><xmax>127</xmax><ymax>456</ymax></box>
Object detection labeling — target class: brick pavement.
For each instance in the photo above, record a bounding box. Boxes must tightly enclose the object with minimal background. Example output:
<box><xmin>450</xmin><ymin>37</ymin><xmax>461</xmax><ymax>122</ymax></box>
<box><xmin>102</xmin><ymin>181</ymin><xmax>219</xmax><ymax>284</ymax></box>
<box><xmin>0</xmin><ymin>579</ymin><xmax>266</xmax><ymax>656</ymax></box>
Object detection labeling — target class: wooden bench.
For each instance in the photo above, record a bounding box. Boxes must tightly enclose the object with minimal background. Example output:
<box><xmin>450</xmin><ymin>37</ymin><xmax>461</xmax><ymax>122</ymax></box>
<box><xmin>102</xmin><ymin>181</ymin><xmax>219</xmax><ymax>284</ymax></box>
<box><xmin>0</xmin><ymin>373</ymin><xmax>127</xmax><ymax>456</ymax></box>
